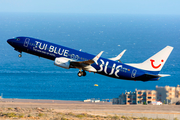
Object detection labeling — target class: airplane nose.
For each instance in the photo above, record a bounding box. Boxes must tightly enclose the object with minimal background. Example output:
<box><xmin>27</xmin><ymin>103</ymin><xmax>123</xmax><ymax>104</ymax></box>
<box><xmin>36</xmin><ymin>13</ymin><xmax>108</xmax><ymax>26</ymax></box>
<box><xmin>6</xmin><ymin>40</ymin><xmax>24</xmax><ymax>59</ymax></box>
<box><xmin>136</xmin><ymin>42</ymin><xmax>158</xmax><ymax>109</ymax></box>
<box><xmin>7</xmin><ymin>39</ymin><xmax>13</xmax><ymax>45</ymax></box>
<box><xmin>7</xmin><ymin>39</ymin><xmax>12</xmax><ymax>45</ymax></box>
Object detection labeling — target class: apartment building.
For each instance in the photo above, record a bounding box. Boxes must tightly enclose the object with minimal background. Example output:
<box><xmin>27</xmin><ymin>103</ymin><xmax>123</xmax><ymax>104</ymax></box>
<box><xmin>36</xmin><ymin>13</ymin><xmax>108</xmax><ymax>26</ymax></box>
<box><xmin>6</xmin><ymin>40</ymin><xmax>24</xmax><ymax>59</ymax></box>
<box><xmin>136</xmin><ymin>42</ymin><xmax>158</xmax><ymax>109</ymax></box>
<box><xmin>113</xmin><ymin>85</ymin><xmax>180</xmax><ymax>105</ymax></box>
<box><xmin>136</xmin><ymin>89</ymin><xmax>156</xmax><ymax>104</ymax></box>
<box><xmin>175</xmin><ymin>85</ymin><xmax>180</xmax><ymax>98</ymax></box>
<box><xmin>156</xmin><ymin>85</ymin><xmax>180</xmax><ymax>104</ymax></box>
<box><xmin>113</xmin><ymin>89</ymin><xmax>156</xmax><ymax>105</ymax></box>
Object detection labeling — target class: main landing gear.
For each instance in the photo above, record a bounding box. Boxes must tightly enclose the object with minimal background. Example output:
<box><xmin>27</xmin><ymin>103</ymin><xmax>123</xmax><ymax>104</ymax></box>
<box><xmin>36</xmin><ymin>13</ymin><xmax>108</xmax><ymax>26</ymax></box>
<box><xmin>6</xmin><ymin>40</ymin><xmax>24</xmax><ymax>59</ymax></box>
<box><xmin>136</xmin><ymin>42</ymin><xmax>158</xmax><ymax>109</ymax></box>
<box><xmin>77</xmin><ymin>70</ymin><xmax>86</xmax><ymax>77</ymax></box>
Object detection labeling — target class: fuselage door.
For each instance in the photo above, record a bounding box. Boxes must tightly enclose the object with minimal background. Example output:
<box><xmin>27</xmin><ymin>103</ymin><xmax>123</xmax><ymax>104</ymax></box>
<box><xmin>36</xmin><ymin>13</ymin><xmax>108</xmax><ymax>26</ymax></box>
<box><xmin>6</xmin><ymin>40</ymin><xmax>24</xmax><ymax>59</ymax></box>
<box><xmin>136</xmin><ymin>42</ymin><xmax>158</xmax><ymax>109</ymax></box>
<box><xmin>24</xmin><ymin>38</ymin><xmax>30</xmax><ymax>47</ymax></box>
<box><xmin>131</xmin><ymin>69</ymin><xmax>137</xmax><ymax>78</ymax></box>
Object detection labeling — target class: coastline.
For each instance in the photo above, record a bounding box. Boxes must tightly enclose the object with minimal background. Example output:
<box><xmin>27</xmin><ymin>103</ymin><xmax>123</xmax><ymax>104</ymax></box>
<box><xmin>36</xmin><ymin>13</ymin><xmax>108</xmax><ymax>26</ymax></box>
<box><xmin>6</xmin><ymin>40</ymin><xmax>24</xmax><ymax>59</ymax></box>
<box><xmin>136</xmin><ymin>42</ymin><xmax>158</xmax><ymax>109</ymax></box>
<box><xmin>0</xmin><ymin>98</ymin><xmax>179</xmax><ymax>119</ymax></box>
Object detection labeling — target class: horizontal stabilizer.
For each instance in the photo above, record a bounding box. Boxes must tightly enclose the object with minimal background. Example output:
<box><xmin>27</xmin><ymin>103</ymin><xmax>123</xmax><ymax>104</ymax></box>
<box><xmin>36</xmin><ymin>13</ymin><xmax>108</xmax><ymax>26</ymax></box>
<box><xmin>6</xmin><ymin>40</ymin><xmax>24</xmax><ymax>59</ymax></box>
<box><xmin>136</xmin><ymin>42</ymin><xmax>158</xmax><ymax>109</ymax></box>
<box><xmin>109</xmin><ymin>49</ymin><xmax>126</xmax><ymax>61</ymax></box>
<box><xmin>145</xmin><ymin>73</ymin><xmax>170</xmax><ymax>78</ymax></box>
<box><xmin>158</xmin><ymin>74</ymin><xmax>171</xmax><ymax>77</ymax></box>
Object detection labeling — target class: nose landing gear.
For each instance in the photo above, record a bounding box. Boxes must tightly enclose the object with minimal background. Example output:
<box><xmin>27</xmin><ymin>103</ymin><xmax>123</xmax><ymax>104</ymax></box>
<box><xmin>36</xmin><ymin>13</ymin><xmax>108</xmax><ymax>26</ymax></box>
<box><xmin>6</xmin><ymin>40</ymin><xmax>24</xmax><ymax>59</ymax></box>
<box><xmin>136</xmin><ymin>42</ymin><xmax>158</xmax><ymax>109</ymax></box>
<box><xmin>77</xmin><ymin>70</ymin><xmax>86</xmax><ymax>77</ymax></box>
<box><xmin>18</xmin><ymin>54</ymin><xmax>22</xmax><ymax>58</ymax></box>
<box><xmin>18</xmin><ymin>51</ymin><xmax>22</xmax><ymax>58</ymax></box>
<box><xmin>15</xmin><ymin>49</ymin><xmax>22</xmax><ymax>58</ymax></box>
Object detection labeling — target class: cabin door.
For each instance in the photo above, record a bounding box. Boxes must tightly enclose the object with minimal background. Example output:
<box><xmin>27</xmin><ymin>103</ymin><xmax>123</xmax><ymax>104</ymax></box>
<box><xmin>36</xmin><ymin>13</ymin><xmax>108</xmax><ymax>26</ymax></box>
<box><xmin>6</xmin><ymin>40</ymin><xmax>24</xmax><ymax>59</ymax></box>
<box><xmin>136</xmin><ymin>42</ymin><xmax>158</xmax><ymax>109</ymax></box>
<box><xmin>24</xmin><ymin>38</ymin><xmax>30</xmax><ymax>47</ymax></box>
<box><xmin>131</xmin><ymin>69</ymin><xmax>137</xmax><ymax>78</ymax></box>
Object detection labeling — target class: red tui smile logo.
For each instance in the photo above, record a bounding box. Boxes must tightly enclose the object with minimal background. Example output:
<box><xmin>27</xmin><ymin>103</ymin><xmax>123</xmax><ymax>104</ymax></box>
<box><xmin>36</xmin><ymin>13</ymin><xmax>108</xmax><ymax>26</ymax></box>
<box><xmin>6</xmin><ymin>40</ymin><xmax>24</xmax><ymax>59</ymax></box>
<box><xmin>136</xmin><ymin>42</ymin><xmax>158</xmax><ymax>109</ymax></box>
<box><xmin>150</xmin><ymin>59</ymin><xmax>164</xmax><ymax>69</ymax></box>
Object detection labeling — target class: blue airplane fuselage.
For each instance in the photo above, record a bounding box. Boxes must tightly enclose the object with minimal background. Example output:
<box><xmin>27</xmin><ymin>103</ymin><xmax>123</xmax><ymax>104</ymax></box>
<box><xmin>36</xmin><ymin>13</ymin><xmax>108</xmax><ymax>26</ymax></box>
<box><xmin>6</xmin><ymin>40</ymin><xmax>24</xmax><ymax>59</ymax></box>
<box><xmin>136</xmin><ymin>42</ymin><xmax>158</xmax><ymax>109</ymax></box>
<box><xmin>7</xmin><ymin>37</ymin><xmax>160</xmax><ymax>81</ymax></box>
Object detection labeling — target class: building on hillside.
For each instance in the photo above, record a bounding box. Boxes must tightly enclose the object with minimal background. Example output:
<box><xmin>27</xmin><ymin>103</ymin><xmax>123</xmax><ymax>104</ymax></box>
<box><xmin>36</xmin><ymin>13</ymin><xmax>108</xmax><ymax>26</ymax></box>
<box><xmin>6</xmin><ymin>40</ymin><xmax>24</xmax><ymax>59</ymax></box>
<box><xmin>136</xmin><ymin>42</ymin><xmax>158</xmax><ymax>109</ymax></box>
<box><xmin>113</xmin><ymin>89</ymin><xmax>156</xmax><ymax>105</ymax></box>
<box><xmin>156</xmin><ymin>85</ymin><xmax>180</xmax><ymax>104</ymax></box>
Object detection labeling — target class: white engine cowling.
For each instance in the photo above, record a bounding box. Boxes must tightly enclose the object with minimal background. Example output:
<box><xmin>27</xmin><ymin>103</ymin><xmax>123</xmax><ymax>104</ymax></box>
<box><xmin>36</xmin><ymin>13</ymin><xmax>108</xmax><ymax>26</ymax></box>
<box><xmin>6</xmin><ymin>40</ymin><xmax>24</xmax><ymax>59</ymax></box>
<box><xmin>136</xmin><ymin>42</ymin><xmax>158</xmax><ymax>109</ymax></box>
<box><xmin>54</xmin><ymin>57</ymin><xmax>70</xmax><ymax>69</ymax></box>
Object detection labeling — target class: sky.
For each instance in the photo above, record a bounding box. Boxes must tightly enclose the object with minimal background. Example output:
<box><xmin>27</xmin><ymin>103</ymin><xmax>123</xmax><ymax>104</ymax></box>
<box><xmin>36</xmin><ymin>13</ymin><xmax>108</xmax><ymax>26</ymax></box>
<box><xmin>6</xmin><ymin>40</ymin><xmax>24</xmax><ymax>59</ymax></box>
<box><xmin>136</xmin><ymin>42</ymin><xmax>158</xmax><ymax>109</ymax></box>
<box><xmin>0</xmin><ymin>0</ymin><xmax>180</xmax><ymax>15</ymax></box>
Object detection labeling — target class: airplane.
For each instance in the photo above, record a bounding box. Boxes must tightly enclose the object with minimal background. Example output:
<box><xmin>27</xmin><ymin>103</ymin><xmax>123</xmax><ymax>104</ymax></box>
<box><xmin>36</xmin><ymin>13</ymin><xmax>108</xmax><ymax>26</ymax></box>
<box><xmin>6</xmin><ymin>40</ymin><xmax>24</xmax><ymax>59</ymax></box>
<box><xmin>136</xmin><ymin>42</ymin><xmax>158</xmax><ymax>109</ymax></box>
<box><xmin>7</xmin><ymin>37</ymin><xmax>173</xmax><ymax>82</ymax></box>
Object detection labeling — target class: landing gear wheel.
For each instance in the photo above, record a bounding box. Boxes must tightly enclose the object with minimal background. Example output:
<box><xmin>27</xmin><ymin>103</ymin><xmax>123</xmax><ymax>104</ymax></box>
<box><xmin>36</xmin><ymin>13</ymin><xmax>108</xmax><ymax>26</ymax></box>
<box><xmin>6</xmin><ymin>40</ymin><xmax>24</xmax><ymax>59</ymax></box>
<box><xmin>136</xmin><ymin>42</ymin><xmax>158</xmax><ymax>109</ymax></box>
<box><xmin>82</xmin><ymin>70</ymin><xmax>86</xmax><ymax>76</ymax></box>
<box><xmin>78</xmin><ymin>71</ymin><xmax>83</xmax><ymax>77</ymax></box>
<box><xmin>77</xmin><ymin>70</ymin><xmax>86</xmax><ymax>77</ymax></box>
<box><xmin>18</xmin><ymin>54</ymin><xmax>22</xmax><ymax>58</ymax></box>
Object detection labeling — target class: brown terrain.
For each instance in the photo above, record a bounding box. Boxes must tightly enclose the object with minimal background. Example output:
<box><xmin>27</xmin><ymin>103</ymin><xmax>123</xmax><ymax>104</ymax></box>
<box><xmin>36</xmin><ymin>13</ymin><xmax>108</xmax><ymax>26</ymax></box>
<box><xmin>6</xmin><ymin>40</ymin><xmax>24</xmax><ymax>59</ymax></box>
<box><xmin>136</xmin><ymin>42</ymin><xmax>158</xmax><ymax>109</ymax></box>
<box><xmin>0</xmin><ymin>98</ymin><xmax>179</xmax><ymax>120</ymax></box>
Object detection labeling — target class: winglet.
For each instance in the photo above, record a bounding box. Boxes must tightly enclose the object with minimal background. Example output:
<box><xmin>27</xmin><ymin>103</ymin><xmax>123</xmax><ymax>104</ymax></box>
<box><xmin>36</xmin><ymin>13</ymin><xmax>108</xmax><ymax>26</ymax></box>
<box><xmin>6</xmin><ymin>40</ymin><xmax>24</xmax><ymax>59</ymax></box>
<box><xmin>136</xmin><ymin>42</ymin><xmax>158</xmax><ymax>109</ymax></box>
<box><xmin>93</xmin><ymin>51</ymin><xmax>104</xmax><ymax>65</ymax></box>
<box><xmin>109</xmin><ymin>49</ymin><xmax>126</xmax><ymax>61</ymax></box>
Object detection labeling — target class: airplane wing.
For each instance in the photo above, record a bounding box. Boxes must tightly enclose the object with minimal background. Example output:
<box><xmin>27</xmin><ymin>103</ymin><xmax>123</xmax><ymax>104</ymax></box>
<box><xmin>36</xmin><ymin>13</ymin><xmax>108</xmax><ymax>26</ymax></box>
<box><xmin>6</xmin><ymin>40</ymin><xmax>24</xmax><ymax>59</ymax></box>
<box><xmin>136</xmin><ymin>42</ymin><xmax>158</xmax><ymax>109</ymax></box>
<box><xmin>71</xmin><ymin>59</ymin><xmax>94</xmax><ymax>65</ymax></box>
<box><xmin>71</xmin><ymin>51</ymin><xmax>103</xmax><ymax>65</ymax></box>
<box><xmin>109</xmin><ymin>49</ymin><xmax>126</xmax><ymax>62</ymax></box>
<box><xmin>70</xmin><ymin>51</ymin><xmax>104</xmax><ymax>72</ymax></box>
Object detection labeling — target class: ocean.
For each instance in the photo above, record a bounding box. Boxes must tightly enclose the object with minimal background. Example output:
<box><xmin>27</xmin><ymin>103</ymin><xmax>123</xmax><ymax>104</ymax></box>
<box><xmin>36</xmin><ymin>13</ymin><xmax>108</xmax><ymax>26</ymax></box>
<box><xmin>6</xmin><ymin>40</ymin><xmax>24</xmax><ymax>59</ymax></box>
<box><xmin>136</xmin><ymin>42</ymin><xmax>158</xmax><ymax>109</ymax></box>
<box><xmin>0</xmin><ymin>13</ymin><xmax>180</xmax><ymax>100</ymax></box>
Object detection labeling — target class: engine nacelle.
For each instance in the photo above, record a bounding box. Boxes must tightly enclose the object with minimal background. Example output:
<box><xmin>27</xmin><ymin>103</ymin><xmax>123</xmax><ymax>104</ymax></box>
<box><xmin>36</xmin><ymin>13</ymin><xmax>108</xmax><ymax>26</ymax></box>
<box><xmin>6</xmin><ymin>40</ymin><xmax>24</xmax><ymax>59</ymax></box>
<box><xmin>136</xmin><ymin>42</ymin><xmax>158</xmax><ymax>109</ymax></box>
<box><xmin>54</xmin><ymin>57</ymin><xmax>70</xmax><ymax>69</ymax></box>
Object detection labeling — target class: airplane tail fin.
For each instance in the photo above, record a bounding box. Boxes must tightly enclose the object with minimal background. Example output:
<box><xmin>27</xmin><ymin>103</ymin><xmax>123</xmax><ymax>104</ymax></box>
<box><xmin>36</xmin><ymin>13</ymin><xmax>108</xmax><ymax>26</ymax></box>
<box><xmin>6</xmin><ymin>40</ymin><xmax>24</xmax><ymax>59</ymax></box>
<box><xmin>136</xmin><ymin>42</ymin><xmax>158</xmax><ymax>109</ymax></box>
<box><xmin>127</xmin><ymin>46</ymin><xmax>173</xmax><ymax>74</ymax></box>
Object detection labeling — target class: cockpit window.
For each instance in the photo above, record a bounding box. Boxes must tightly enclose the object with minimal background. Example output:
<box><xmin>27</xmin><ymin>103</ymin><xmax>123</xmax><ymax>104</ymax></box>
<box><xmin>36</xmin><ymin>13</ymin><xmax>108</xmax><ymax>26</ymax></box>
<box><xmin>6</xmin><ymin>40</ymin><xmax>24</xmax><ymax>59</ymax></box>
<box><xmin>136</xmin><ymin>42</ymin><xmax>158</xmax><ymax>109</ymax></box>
<box><xmin>16</xmin><ymin>38</ymin><xmax>20</xmax><ymax>41</ymax></box>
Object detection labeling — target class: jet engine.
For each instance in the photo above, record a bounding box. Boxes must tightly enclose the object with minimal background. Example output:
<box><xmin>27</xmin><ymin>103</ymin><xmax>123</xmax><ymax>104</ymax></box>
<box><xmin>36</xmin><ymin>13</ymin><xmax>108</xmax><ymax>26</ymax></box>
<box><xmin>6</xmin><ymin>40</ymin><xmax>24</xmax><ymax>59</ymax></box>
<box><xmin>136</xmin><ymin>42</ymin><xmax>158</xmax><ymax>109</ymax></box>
<box><xmin>54</xmin><ymin>57</ymin><xmax>70</xmax><ymax>69</ymax></box>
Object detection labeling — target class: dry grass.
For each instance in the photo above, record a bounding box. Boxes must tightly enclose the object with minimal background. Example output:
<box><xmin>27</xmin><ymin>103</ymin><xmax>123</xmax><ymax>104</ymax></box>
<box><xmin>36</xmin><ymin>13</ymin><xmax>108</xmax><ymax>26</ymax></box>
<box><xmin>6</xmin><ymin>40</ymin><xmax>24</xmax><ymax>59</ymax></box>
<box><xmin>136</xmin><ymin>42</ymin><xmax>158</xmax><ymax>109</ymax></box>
<box><xmin>0</xmin><ymin>107</ymin><xmax>171</xmax><ymax>120</ymax></box>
